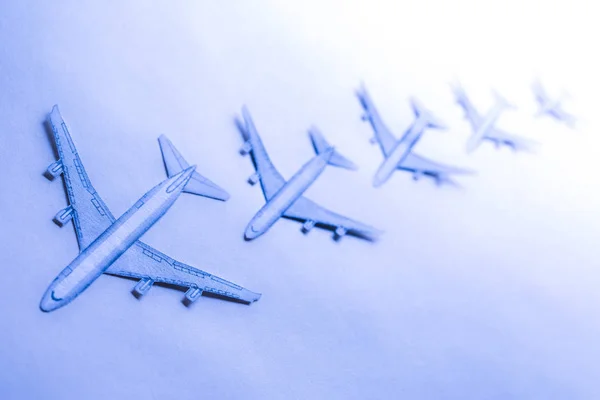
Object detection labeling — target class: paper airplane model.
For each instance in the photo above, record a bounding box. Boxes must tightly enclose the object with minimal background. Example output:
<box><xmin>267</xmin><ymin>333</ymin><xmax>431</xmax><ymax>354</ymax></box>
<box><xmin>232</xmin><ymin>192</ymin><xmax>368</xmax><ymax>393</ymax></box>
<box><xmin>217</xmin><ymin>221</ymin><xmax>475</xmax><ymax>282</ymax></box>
<box><xmin>532</xmin><ymin>79</ymin><xmax>576</xmax><ymax>127</ymax></box>
<box><xmin>452</xmin><ymin>83</ymin><xmax>538</xmax><ymax>153</ymax></box>
<box><xmin>357</xmin><ymin>85</ymin><xmax>473</xmax><ymax>187</ymax></box>
<box><xmin>237</xmin><ymin>106</ymin><xmax>381</xmax><ymax>242</ymax></box>
<box><xmin>40</xmin><ymin>106</ymin><xmax>261</xmax><ymax>312</ymax></box>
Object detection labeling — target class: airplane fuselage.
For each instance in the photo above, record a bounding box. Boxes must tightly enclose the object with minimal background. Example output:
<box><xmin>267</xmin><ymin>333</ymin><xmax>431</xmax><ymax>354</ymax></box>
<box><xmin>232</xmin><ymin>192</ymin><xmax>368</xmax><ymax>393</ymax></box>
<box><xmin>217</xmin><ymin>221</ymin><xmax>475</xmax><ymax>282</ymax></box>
<box><xmin>40</xmin><ymin>166</ymin><xmax>195</xmax><ymax>312</ymax></box>
<box><xmin>245</xmin><ymin>149</ymin><xmax>334</xmax><ymax>240</ymax></box>
<box><xmin>373</xmin><ymin>118</ymin><xmax>427</xmax><ymax>187</ymax></box>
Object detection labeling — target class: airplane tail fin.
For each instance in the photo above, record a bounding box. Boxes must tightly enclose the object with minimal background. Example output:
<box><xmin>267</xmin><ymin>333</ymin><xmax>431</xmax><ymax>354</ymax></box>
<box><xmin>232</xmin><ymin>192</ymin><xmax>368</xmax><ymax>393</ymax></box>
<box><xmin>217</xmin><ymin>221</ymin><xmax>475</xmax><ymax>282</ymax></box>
<box><xmin>308</xmin><ymin>126</ymin><xmax>358</xmax><ymax>170</ymax></box>
<box><xmin>355</xmin><ymin>83</ymin><xmax>373</xmax><ymax>119</ymax></box>
<box><xmin>158</xmin><ymin>135</ymin><xmax>230</xmax><ymax>201</ymax></box>
<box><xmin>449</xmin><ymin>80</ymin><xmax>466</xmax><ymax>99</ymax></box>
<box><xmin>531</xmin><ymin>79</ymin><xmax>544</xmax><ymax>101</ymax></box>
<box><xmin>409</xmin><ymin>97</ymin><xmax>446</xmax><ymax>129</ymax></box>
<box><xmin>491</xmin><ymin>90</ymin><xmax>516</xmax><ymax>112</ymax></box>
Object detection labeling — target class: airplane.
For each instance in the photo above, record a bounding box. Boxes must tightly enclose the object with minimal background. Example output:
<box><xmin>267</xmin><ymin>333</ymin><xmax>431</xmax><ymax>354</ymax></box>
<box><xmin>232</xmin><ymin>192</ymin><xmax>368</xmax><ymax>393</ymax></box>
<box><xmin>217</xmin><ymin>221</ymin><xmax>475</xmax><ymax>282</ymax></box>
<box><xmin>452</xmin><ymin>83</ymin><xmax>537</xmax><ymax>153</ymax></box>
<box><xmin>236</xmin><ymin>106</ymin><xmax>381</xmax><ymax>242</ymax></box>
<box><xmin>532</xmin><ymin>79</ymin><xmax>575</xmax><ymax>127</ymax></box>
<box><xmin>40</xmin><ymin>105</ymin><xmax>261</xmax><ymax>312</ymax></box>
<box><xmin>356</xmin><ymin>85</ymin><xmax>474</xmax><ymax>187</ymax></box>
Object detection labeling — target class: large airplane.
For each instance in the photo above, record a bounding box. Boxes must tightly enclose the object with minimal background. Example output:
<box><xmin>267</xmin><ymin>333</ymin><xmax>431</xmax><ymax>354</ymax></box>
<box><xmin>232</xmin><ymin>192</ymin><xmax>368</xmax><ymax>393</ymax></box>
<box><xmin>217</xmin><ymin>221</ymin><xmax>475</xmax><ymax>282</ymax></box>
<box><xmin>237</xmin><ymin>106</ymin><xmax>381</xmax><ymax>242</ymax></box>
<box><xmin>532</xmin><ymin>80</ymin><xmax>575</xmax><ymax>127</ymax></box>
<box><xmin>452</xmin><ymin>83</ymin><xmax>537</xmax><ymax>153</ymax></box>
<box><xmin>356</xmin><ymin>85</ymin><xmax>474</xmax><ymax>187</ymax></box>
<box><xmin>40</xmin><ymin>105</ymin><xmax>261</xmax><ymax>312</ymax></box>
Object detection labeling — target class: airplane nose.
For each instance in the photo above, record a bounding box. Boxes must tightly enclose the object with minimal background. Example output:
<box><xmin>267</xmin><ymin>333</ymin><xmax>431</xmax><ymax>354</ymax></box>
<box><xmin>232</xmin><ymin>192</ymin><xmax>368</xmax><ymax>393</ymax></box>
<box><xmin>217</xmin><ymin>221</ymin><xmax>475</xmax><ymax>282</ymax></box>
<box><xmin>244</xmin><ymin>223</ymin><xmax>263</xmax><ymax>240</ymax></box>
<box><xmin>39</xmin><ymin>290</ymin><xmax>63</xmax><ymax>312</ymax></box>
<box><xmin>244</xmin><ymin>227</ymin><xmax>257</xmax><ymax>240</ymax></box>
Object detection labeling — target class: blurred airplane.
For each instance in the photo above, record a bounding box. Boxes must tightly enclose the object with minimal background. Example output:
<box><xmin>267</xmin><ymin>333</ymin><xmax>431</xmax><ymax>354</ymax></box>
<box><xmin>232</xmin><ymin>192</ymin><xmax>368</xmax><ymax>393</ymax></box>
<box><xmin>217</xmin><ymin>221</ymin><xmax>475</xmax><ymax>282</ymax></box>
<box><xmin>237</xmin><ymin>106</ymin><xmax>380</xmax><ymax>242</ymax></box>
<box><xmin>452</xmin><ymin>83</ymin><xmax>537</xmax><ymax>153</ymax></box>
<box><xmin>41</xmin><ymin>106</ymin><xmax>260</xmax><ymax>312</ymax></box>
<box><xmin>357</xmin><ymin>85</ymin><xmax>473</xmax><ymax>187</ymax></box>
<box><xmin>532</xmin><ymin>79</ymin><xmax>575</xmax><ymax>127</ymax></box>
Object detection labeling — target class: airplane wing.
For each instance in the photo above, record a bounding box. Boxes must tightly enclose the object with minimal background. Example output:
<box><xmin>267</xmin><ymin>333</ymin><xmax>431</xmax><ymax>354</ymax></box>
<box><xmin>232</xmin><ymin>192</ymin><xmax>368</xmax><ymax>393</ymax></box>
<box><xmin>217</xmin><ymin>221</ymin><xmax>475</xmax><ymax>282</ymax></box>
<box><xmin>399</xmin><ymin>152</ymin><xmax>474</xmax><ymax>183</ymax></box>
<box><xmin>548</xmin><ymin>107</ymin><xmax>576</xmax><ymax>126</ymax></box>
<box><xmin>355</xmin><ymin>85</ymin><xmax>398</xmax><ymax>157</ymax></box>
<box><xmin>238</xmin><ymin>107</ymin><xmax>286</xmax><ymax>200</ymax></box>
<box><xmin>106</xmin><ymin>241</ymin><xmax>261</xmax><ymax>304</ymax></box>
<box><xmin>485</xmin><ymin>128</ymin><xmax>538</xmax><ymax>152</ymax></box>
<box><xmin>283</xmin><ymin>196</ymin><xmax>381</xmax><ymax>241</ymax></box>
<box><xmin>47</xmin><ymin>105</ymin><xmax>115</xmax><ymax>249</ymax></box>
<box><xmin>47</xmin><ymin>106</ymin><xmax>259</xmax><ymax>304</ymax></box>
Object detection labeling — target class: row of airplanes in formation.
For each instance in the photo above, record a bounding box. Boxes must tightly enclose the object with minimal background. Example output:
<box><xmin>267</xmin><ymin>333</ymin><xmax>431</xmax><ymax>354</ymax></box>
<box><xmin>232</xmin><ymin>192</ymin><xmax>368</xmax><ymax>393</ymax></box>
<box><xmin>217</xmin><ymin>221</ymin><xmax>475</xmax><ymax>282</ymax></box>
<box><xmin>39</xmin><ymin>80</ymin><xmax>574</xmax><ymax>312</ymax></box>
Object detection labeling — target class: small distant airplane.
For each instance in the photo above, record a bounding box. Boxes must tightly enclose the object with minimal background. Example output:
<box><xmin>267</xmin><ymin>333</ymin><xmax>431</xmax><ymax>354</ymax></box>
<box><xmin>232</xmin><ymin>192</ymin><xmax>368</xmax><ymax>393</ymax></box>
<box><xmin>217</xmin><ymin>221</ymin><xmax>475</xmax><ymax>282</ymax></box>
<box><xmin>356</xmin><ymin>85</ymin><xmax>473</xmax><ymax>187</ymax></box>
<box><xmin>452</xmin><ymin>83</ymin><xmax>537</xmax><ymax>153</ymax></box>
<box><xmin>532</xmin><ymin>80</ymin><xmax>575</xmax><ymax>127</ymax></box>
<box><xmin>237</xmin><ymin>106</ymin><xmax>380</xmax><ymax>241</ymax></box>
<box><xmin>40</xmin><ymin>105</ymin><xmax>261</xmax><ymax>312</ymax></box>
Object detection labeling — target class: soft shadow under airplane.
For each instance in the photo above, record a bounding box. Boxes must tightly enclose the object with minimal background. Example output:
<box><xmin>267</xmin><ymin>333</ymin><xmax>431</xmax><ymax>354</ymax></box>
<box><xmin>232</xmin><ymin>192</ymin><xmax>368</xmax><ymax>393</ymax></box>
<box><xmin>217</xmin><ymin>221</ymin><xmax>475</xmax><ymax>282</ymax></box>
<box><xmin>236</xmin><ymin>106</ymin><xmax>380</xmax><ymax>242</ymax></box>
<box><xmin>40</xmin><ymin>106</ymin><xmax>261</xmax><ymax>312</ymax></box>
<box><xmin>532</xmin><ymin>79</ymin><xmax>575</xmax><ymax>127</ymax></box>
<box><xmin>451</xmin><ymin>83</ymin><xmax>538</xmax><ymax>153</ymax></box>
<box><xmin>356</xmin><ymin>85</ymin><xmax>473</xmax><ymax>187</ymax></box>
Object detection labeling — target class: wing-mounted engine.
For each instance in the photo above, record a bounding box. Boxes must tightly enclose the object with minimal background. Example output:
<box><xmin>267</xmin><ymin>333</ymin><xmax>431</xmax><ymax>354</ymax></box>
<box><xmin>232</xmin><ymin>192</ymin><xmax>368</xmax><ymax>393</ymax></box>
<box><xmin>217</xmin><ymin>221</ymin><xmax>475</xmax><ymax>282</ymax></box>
<box><xmin>183</xmin><ymin>287</ymin><xmax>203</xmax><ymax>306</ymax></box>
<box><xmin>53</xmin><ymin>205</ymin><xmax>74</xmax><ymax>227</ymax></box>
<box><xmin>44</xmin><ymin>160</ymin><xmax>63</xmax><ymax>181</ymax></box>
<box><xmin>334</xmin><ymin>226</ymin><xmax>347</xmax><ymax>241</ymax></box>
<box><xmin>240</xmin><ymin>141</ymin><xmax>252</xmax><ymax>156</ymax></box>
<box><xmin>248</xmin><ymin>172</ymin><xmax>260</xmax><ymax>185</ymax></box>
<box><xmin>301</xmin><ymin>219</ymin><xmax>316</xmax><ymax>233</ymax></box>
<box><xmin>132</xmin><ymin>277</ymin><xmax>154</xmax><ymax>298</ymax></box>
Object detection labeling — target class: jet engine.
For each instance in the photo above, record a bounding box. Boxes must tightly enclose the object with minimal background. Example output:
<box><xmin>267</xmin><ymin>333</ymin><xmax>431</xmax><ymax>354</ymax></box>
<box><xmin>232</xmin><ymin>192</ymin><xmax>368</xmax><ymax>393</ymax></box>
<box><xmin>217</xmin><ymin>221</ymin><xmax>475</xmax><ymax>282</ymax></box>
<box><xmin>184</xmin><ymin>287</ymin><xmax>203</xmax><ymax>304</ymax></box>
<box><xmin>334</xmin><ymin>226</ymin><xmax>347</xmax><ymax>240</ymax></box>
<box><xmin>44</xmin><ymin>160</ymin><xmax>63</xmax><ymax>180</ymax></box>
<box><xmin>133</xmin><ymin>278</ymin><xmax>154</xmax><ymax>297</ymax></box>
<box><xmin>301</xmin><ymin>220</ymin><xmax>316</xmax><ymax>233</ymax></box>
<box><xmin>53</xmin><ymin>205</ymin><xmax>73</xmax><ymax>227</ymax></box>
<box><xmin>239</xmin><ymin>141</ymin><xmax>252</xmax><ymax>156</ymax></box>
<box><xmin>248</xmin><ymin>172</ymin><xmax>260</xmax><ymax>185</ymax></box>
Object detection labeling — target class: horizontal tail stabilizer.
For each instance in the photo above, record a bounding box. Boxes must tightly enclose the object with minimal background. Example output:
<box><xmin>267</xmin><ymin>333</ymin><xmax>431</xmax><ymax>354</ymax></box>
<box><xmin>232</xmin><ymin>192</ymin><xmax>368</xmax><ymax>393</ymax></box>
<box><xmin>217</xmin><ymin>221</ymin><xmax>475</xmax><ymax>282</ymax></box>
<box><xmin>409</xmin><ymin>97</ymin><xmax>446</xmax><ymax>129</ymax></box>
<box><xmin>308</xmin><ymin>127</ymin><xmax>358</xmax><ymax>170</ymax></box>
<box><xmin>158</xmin><ymin>135</ymin><xmax>230</xmax><ymax>201</ymax></box>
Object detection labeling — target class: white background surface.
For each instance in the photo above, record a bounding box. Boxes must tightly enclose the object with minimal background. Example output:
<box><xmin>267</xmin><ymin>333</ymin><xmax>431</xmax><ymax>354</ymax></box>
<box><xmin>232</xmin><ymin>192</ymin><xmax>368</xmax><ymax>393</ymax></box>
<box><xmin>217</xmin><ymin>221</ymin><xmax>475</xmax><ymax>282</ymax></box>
<box><xmin>1</xmin><ymin>1</ymin><xmax>599</xmax><ymax>398</ymax></box>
